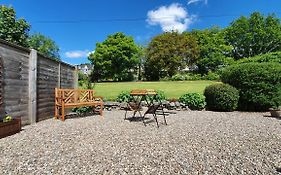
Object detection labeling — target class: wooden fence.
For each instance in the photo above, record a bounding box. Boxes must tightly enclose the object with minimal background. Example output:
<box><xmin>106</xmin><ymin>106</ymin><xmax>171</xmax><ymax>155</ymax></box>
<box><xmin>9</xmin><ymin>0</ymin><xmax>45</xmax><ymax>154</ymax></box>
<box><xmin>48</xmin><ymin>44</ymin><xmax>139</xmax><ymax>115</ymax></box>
<box><xmin>0</xmin><ymin>39</ymin><xmax>78</xmax><ymax>125</ymax></box>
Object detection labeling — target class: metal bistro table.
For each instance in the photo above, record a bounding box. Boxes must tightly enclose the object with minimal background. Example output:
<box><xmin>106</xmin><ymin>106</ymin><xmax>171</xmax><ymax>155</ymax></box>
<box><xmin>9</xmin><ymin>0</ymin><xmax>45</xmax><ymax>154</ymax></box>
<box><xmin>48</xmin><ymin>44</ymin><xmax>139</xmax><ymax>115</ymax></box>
<box><xmin>124</xmin><ymin>89</ymin><xmax>167</xmax><ymax>127</ymax></box>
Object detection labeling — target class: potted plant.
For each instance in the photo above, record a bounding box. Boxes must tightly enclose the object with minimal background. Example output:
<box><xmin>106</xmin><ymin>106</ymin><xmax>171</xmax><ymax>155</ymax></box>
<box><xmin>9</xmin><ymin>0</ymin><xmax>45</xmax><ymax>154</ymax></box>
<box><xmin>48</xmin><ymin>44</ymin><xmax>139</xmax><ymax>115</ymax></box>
<box><xmin>0</xmin><ymin>115</ymin><xmax>21</xmax><ymax>139</ymax></box>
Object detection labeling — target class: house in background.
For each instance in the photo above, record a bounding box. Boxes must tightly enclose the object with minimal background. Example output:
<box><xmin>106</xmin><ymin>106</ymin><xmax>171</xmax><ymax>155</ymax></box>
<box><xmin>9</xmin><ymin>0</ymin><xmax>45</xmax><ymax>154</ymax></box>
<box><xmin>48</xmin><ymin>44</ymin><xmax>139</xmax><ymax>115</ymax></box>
<box><xmin>77</xmin><ymin>63</ymin><xmax>93</xmax><ymax>75</ymax></box>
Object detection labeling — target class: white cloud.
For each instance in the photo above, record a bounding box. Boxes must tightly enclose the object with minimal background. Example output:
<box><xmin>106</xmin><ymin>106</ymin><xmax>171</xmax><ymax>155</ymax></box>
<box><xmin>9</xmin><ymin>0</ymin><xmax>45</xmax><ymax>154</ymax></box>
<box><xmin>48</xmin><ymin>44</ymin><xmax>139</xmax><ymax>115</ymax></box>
<box><xmin>187</xmin><ymin>0</ymin><xmax>208</xmax><ymax>5</ymax></box>
<box><xmin>147</xmin><ymin>3</ymin><xmax>195</xmax><ymax>33</ymax></box>
<box><xmin>65</xmin><ymin>50</ymin><xmax>91</xmax><ymax>58</ymax></box>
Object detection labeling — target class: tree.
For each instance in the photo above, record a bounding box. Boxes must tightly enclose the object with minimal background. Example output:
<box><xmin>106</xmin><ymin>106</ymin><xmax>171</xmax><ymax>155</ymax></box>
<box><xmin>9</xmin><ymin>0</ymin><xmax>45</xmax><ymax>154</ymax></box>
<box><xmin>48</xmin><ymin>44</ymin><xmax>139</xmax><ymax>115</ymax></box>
<box><xmin>28</xmin><ymin>33</ymin><xmax>60</xmax><ymax>60</ymax></box>
<box><xmin>0</xmin><ymin>6</ymin><xmax>30</xmax><ymax>47</ymax></box>
<box><xmin>190</xmin><ymin>27</ymin><xmax>233</xmax><ymax>74</ymax></box>
<box><xmin>225</xmin><ymin>12</ymin><xmax>281</xmax><ymax>59</ymax></box>
<box><xmin>89</xmin><ymin>32</ymin><xmax>140</xmax><ymax>81</ymax></box>
<box><xmin>144</xmin><ymin>31</ymin><xmax>199</xmax><ymax>81</ymax></box>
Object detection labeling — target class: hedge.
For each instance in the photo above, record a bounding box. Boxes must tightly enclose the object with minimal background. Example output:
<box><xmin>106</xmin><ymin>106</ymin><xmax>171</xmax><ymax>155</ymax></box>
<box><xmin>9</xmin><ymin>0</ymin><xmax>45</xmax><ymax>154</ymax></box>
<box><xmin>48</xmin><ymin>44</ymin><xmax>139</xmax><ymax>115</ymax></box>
<box><xmin>221</xmin><ymin>62</ymin><xmax>281</xmax><ymax>111</ymax></box>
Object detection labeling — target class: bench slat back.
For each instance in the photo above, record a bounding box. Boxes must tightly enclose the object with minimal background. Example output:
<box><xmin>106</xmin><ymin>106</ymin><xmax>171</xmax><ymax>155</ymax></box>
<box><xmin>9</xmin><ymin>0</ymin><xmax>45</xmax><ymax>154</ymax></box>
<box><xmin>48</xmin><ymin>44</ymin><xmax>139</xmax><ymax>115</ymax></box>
<box><xmin>55</xmin><ymin>88</ymin><xmax>96</xmax><ymax>104</ymax></box>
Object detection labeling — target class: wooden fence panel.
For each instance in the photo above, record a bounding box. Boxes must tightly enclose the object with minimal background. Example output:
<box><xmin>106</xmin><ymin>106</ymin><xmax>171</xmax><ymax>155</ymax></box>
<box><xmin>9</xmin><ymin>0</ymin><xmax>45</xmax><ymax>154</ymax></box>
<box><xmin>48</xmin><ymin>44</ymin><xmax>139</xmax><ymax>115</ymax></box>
<box><xmin>0</xmin><ymin>40</ymin><xmax>77</xmax><ymax>125</ymax></box>
<box><xmin>60</xmin><ymin>64</ymin><xmax>75</xmax><ymax>88</ymax></box>
<box><xmin>36</xmin><ymin>55</ymin><xmax>59</xmax><ymax>121</ymax></box>
<box><xmin>0</xmin><ymin>43</ymin><xmax>30</xmax><ymax>124</ymax></box>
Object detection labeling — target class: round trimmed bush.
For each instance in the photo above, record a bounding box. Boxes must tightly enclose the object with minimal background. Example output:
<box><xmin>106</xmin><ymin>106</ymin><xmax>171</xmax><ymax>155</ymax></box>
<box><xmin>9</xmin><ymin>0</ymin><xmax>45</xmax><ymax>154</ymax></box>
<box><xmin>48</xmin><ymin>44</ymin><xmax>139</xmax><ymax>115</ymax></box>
<box><xmin>221</xmin><ymin>62</ymin><xmax>281</xmax><ymax>111</ymax></box>
<box><xmin>179</xmin><ymin>93</ymin><xmax>206</xmax><ymax>110</ymax></box>
<box><xmin>204</xmin><ymin>83</ymin><xmax>239</xmax><ymax>111</ymax></box>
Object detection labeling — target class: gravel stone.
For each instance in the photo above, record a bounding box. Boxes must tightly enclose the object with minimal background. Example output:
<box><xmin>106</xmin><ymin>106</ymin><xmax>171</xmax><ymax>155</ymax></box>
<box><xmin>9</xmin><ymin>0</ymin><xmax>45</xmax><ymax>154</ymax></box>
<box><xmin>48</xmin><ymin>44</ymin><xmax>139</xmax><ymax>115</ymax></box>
<box><xmin>0</xmin><ymin>111</ymin><xmax>280</xmax><ymax>174</ymax></box>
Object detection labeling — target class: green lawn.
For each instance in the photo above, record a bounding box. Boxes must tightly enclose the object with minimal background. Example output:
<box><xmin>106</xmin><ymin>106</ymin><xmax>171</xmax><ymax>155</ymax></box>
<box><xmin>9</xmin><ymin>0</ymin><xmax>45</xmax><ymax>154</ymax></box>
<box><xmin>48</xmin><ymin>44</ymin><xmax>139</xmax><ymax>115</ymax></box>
<box><xmin>93</xmin><ymin>81</ymin><xmax>218</xmax><ymax>100</ymax></box>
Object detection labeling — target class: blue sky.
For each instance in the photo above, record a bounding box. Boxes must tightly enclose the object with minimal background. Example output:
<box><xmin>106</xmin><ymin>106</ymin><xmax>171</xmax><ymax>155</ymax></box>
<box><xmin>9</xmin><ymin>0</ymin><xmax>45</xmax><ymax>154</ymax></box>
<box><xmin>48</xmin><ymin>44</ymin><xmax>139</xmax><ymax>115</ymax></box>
<box><xmin>1</xmin><ymin>0</ymin><xmax>281</xmax><ymax>65</ymax></box>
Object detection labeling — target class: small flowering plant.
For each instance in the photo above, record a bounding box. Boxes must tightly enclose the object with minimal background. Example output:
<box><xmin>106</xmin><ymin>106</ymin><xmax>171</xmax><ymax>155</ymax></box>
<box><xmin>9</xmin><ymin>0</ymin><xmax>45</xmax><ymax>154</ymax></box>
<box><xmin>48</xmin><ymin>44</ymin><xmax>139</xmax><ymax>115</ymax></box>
<box><xmin>3</xmin><ymin>115</ymin><xmax>12</xmax><ymax>122</ymax></box>
<box><xmin>2</xmin><ymin>115</ymin><xmax>13</xmax><ymax>123</ymax></box>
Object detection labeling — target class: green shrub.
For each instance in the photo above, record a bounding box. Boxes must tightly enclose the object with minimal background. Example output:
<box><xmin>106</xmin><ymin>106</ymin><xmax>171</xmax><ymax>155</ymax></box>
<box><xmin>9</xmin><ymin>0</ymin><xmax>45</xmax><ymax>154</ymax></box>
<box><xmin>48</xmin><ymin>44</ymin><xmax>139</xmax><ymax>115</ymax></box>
<box><xmin>236</xmin><ymin>51</ymin><xmax>281</xmax><ymax>64</ymax></box>
<box><xmin>221</xmin><ymin>63</ymin><xmax>281</xmax><ymax>111</ymax></box>
<box><xmin>204</xmin><ymin>83</ymin><xmax>239</xmax><ymax>111</ymax></box>
<box><xmin>116</xmin><ymin>91</ymin><xmax>133</xmax><ymax>103</ymax></box>
<box><xmin>171</xmin><ymin>74</ymin><xmax>186</xmax><ymax>81</ymax></box>
<box><xmin>169</xmin><ymin>73</ymin><xmax>207</xmax><ymax>81</ymax></box>
<box><xmin>117</xmin><ymin>90</ymin><xmax>166</xmax><ymax>103</ymax></box>
<box><xmin>72</xmin><ymin>106</ymin><xmax>92</xmax><ymax>114</ymax></box>
<box><xmin>145</xmin><ymin>90</ymin><xmax>167</xmax><ymax>102</ymax></box>
<box><xmin>179</xmin><ymin>93</ymin><xmax>206</xmax><ymax>110</ymax></box>
<box><xmin>202</xmin><ymin>72</ymin><xmax>220</xmax><ymax>81</ymax></box>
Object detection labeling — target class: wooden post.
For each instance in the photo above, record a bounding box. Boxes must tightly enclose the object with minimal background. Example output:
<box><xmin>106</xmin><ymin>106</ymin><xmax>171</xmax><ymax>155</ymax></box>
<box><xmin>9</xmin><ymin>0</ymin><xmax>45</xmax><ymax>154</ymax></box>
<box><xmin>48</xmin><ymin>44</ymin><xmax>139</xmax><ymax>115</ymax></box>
<box><xmin>28</xmin><ymin>49</ymin><xmax>37</xmax><ymax>124</ymax></box>
<box><xmin>73</xmin><ymin>65</ymin><xmax>78</xmax><ymax>89</ymax></box>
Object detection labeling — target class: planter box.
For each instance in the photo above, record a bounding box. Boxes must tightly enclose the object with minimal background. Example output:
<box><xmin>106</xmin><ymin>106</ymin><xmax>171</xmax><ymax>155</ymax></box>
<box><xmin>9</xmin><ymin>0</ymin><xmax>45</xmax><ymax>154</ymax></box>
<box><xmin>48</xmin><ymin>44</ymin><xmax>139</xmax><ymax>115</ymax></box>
<box><xmin>0</xmin><ymin>118</ymin><xmax>21</xmax><ymax>139</ymax></box>
<box><xmin>269</xmin><ymin>109</ymin><xmax>281</xmax><ymax>118</ymax></box>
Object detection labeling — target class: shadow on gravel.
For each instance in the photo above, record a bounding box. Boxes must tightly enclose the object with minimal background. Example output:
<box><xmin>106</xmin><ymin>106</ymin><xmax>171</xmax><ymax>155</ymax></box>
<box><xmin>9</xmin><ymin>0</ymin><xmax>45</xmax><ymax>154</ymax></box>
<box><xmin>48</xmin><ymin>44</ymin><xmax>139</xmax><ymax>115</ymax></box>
<box><xmin>263</xmin><ymin>115</ymin><xmax>281</xmax><ymax>120</ymax></box>
<box><xmin>65</xmin><ymin>112</ymin><xmax>101</xmax><ymax>120</ymax></box>
<box><xmin>125</xmin><ymin>116</ymin><xmax>150</xmax><ymax>122</ymax></box>
<box><xmin>276</xmin><ymin>167</ymin><xmax>281</xmax><ymax>173</ymax></box>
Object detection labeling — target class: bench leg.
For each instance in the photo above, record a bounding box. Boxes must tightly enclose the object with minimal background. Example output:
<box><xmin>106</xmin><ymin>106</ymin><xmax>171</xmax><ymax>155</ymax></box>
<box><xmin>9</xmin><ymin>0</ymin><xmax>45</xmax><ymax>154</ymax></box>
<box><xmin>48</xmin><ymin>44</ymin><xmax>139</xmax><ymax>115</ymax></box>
<box><xmin>99</xmin><ymin>104</ymin><xmax>103</xmax><ymax>116</ymax></box>
<box><xmin>55</xmin><ymin>105</ymin><xmax>59</xmax><ymax>119</ymax></box>
<box><xmin>61</xmin><ymin>105</ymin><xmax>65</xmax><ymax>121</ymax></box>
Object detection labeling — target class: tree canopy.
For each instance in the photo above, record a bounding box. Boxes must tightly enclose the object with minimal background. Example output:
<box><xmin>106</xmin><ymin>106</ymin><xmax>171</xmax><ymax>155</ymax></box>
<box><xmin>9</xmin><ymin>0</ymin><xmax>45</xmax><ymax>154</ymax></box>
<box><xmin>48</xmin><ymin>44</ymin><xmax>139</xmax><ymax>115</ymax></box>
<box><xmin>89</xmin><ymin>32</ymin><xmax>140</xmax><ymax>81</ymax></box>
<box><xmin>190</xmin><ymin>27</ymin><xmax>233</xmax><ymax>74</ymax></box>
<box><xmin>144</xmin><ymin>31</ymin><xmax>199</xmax><ymax>80</ymax></box>
<box><xmin>225</xmin><ymin>12</ymin><xmax>281</xmax><ymax>59</ymax></box>
<box><xmin>28</xmin><ymin>33</ymin><xmax>60</xmax><ymax>60</ymax></box>
<box><xmin>0</xmin><ymin>5</ymin><xmax>30</xmax><ymax>47</ymax></box>
<box><xmin>0</xmin><ymin>6</ymin><xmax>61</xmax><ymax>59</ymax></box>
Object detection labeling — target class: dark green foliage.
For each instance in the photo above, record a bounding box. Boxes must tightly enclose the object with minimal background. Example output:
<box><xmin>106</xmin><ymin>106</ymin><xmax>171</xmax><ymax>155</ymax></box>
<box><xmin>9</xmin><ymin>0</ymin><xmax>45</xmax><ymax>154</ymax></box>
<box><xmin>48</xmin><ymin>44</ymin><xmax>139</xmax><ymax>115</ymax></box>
<box><xmin>170</xmin><ymin>74</ymin><xmax>187</xmax><ymax>81</ymax></box>
<box><xmin>145</xmin><ymin>90</ymin><xmax>166</xmax><ymax>102</ymax></box>
<box><xmin>117</xmin><ymin>90</ymin><xmax>166</xmax><ymax>103</ymax></box>
<box><xmin>116</xmin><ymin>91</ymin><xmax>133</xmax><ymax>103</ymax></box>
<box><xmin>72</xmin><ymin>107</ymin><xmax>93</xmax><ymax>114</ymax></box>
<box><xmin>190</xmin><ymin>27</ymin><xmax>233</xmax><ymax>74</ymax></box>
<box><xmin>202</xmin><ymin>72</ymin><xmax>220</xmax><ymax>81</ymax></box>
<box><xmin>28</xmin><ymin>33</ymin><xmax>60</xmax><ymax>60</ymax></box>
<box><xmin>196</xmin><ymin>54</ymin><xmax>234</xmax><ymax>74</ymax></box>
<box><xmin>236</xmin><ymin>51</ymin><xmax>281</xmax><ymax>64</ymax></box>
<box><xmin>190</xmin><ymin>27</ymin><xmax>232</xmax><ymax>60</ymax></box>
<box><xmin>144</xmin><ymin>31</ymin><xmax>199</xmax><ymax>80</ymax></box>
<box><xmin>89</xmin><ymin>32</ymin><xmax>140</xmax><ymax>82</ymax></box>
<box><xmin>78</xmin><ymin>71</ymin><xmax>88</xmax><ymax>81</ymax></box>
<box><xmin>204</xmin><ymin>83</ymin><xmax>239</xmax><ymax>111</ymax></box>
<box><xmin>221</xmin><ymin>63</ymin><xmax>281</xmax><ymax>111</ymax></box>
<box><xmin>0</xmin><ymin>6</ymin><xmax>61</xmax><ymax>58</ymax></box>
<box><xmin>225</xmin><ymin>12</ymin><xmax>281</xmax><ymax>59</ymax></box>
<box><xmin>0</xmin><ymin>6</ymin><xmax>30</xmax><ymax>47</ymax></box>
<box><xmin>179</xmin><ymin>93</ymin><xmax>206</xmax><ymax>110</ymax></box>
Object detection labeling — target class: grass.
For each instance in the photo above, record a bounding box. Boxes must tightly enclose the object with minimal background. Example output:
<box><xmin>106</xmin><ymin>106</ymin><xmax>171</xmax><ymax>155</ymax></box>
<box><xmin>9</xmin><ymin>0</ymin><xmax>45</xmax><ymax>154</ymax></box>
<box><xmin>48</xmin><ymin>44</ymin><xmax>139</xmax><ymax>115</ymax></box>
<box><xmin>91</xmin><ymin>80</ymin><xmax>218</xmax><ymax>100</ymax></box>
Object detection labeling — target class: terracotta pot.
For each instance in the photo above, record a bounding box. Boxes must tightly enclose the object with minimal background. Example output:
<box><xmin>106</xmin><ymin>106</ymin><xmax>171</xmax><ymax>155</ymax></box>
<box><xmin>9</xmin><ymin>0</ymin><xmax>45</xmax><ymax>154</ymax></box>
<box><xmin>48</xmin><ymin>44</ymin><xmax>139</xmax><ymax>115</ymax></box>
<box><xmin>0</xmin><ymin>118</ymin><xmax>21</xmax><ymax>139</ymax></box>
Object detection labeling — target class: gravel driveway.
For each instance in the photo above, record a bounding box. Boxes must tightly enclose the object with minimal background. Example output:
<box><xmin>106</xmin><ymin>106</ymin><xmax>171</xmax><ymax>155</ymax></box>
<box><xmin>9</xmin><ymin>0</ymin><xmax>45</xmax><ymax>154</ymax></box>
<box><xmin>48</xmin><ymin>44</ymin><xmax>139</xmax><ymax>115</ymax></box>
<box><xmin>0</xmin><ymin>110</ymin><xmax>280</xmax><ymax>174</ymax></box>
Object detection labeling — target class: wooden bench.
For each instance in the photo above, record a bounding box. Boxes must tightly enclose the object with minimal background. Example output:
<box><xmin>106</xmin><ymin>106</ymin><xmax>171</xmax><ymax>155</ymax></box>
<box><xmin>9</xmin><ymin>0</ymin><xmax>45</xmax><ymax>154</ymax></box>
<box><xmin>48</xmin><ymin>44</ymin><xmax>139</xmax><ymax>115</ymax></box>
<box><xmin>55</xmin><ymin>88</ymin><xmax>103</xmax><ymax>121</ymax></box>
